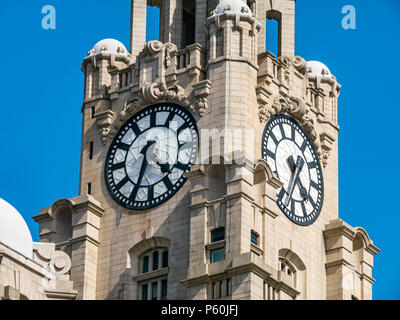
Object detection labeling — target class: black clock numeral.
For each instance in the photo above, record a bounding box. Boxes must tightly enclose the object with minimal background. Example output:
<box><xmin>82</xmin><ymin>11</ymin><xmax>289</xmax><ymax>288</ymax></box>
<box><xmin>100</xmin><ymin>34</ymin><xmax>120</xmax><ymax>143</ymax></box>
<box><xmin>290</xmin><ymin>199</ymin><xmax>295</xmax><ymax>214</ymax></box>
<box><xmin>301</xmin><ymin>201</ymin><xmax>307</xmax><ymax>217</ymax></box>
<box><xmin>163</xmin><ymin>176</ymin><xmax>174</xmax><ymax>190</ymax></box>
<box><xmin>310</xmin><ymin>180</ymin><xmax>319</xmax><ymax>190</ymax></box>
<box><xmin>148</xmin><ymin>185</ymin><xmax>154</xmax><ymax>200</ymax></box>
<box><xmin>117</xmin><ymin>142</ymin><xmax>131</xmax><ymax>151</ymax></box>
<box><xmin>270</xmin><ymin>133</ymin><xmax>279</xmax><ymax>145</ymax></box>
<box><xmin>177</xmin><ymin>123</ymin><xmax>190</xmax><ymax>136</ymax></box>
<box><xmin>300</xmin><ymin>140</ymin><xmax>307</xmax><ymax>152</ymax></box>
<box><xmin>165</xmin><ymin>112</ymin><xmax>175</xmax><ymax>127</ymax></box>
<box><xmin>291</xmin><ymin>125</ymin><xmax>296</xmax><ymax>141</ymax></box>
<box><xmin>174</xmin><ymin>161</ymin><xmax>188</xmax><ymax>171</ymax></box>
<box><xmin>278</xmin><ymin>123</ymin><xmax>286</xmax><ymax>139</ymax></box>
<box><xmin>150</xmin><ymin>112</ymin><xmax>156</xmax><ymax>128</ymax></box>
<box><xmin>277</xmin><ymin>188</ymin><xmax>286</xmax><ymax>203</ymax></box>
<box><xmin>306</xmin><ymin>194</ymin><xmax>316</xmax><ymax>208</ymax></box>
<box><xmin>266</xmin><ymin>149</ymin><xmax>276</xmax><ymax>160</ymax></box>
<box><xmin>308</xmin><ymin>161</ymin><xmax>317</xmax><ymax>169</ymax></box>
<box><xmin>131</xmin><ymin>122</ymin><xmax>141</xmax><ymax>136</ymax></box>
<box><xmin>115</xmin><ymin>176</ymin><xmax>130</xmax><ymax>190</ymax></box>
<box><xmin>112</xmin><ymin>162</ymin><xmax>125</xmax><ymax>171</ymax></box>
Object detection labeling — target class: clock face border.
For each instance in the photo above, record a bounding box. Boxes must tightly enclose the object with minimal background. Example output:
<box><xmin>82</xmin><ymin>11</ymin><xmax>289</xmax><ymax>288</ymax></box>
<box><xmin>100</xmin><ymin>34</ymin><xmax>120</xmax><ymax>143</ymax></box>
<box><xmin>104</xmin><ymin>102</ymin><xmax>199</xmax><ymax>211</ymax></box>
<box><xmin>261</xmin><ymin>114</ymin><xmax>324</xmax><ymax>226</ymax></box>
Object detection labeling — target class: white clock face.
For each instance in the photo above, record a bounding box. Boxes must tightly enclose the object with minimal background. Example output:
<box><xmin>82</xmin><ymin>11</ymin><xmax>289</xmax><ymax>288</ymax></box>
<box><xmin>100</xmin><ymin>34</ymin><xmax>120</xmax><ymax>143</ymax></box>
<box><xmin>105</xmin><ymin>103</ymin><xmax>198</xmax><ymax>210</ymax></box>
<box><xmin>262</xmin><ymin>115</ymin><xmax>324</xmax><ymax>226</ymax></box>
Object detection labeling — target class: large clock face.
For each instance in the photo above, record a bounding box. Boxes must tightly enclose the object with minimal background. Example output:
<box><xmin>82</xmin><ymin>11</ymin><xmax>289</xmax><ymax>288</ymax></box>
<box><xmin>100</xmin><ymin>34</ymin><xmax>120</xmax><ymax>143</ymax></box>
<box><xmin>262</xmin><ymin>114</ymin><xmax>324</xmax><ymax>226</ymax></box>
<box><xmin>105</xmin><ymin>103</ymin><xmax>198</xmax><ymax>210</ymax></box>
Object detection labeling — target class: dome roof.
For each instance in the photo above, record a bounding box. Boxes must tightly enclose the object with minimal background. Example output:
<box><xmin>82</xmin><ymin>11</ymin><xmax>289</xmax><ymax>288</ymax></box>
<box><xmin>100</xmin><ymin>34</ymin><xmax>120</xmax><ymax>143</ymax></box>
<box><xmin>0</xmin><ymin>198</ymin><xmax>33</xmax><ymax>258</ymax></box>
<box><xmin>306</xmin><ymin>61</ymin><xmax>332</xmax><ymax>78</ymax></box>
<box><xmin>214</xmin><ymin>0</ymin><xmax>252</xmax><ymax>16</ymax></box>
<box><xmin>88</xmin><ymin>39</ymin><xmax>128</xmax><ymax>57</ymax></box>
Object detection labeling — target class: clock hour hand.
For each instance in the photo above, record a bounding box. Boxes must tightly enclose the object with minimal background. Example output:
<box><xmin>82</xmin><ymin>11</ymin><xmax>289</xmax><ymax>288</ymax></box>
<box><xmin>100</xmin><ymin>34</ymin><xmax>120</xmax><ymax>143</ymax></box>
<box><xmin>130</xmin><ymin>140</ymin><xmax>156</xmax><ymax>200</ymax></box>
<box><xmin>157</xmin><ymin>161</ymin><xmax>172</xmax><ymax>174</ymax></box>
<box><xmin>285</xmin><ymin>156</ymin><xmax>305</xmax><ymax>206</ymax></box>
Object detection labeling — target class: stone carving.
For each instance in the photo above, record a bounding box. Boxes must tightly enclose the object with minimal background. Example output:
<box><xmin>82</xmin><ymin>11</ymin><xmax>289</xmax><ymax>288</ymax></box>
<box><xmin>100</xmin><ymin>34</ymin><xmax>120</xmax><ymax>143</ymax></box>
<box><xmin>259</xmin><ymin>95</ymin><xmax>321</xmax><ymax>154</ymax></box>
<box><xmin>35</xmin><ymin>246</ymin><xmax>72</xmax><ymax>275</ymax></box>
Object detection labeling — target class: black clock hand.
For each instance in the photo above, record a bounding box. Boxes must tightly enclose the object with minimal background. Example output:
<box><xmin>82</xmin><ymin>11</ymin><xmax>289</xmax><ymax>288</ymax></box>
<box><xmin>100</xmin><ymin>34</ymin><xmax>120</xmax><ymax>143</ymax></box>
<box><xmin>285</xmin><ymin>156</ymin><xmax>305</xmax><ymax>206</ymax></box>
<box><xmin>129</xmin><ymin>140</ymin><xmax>156</xmax><ymax>200</ymax></box>
<box><xmin>157</xmin><ymin>161</ymin><xmax>172</xmax><ymax>174</ymax></box>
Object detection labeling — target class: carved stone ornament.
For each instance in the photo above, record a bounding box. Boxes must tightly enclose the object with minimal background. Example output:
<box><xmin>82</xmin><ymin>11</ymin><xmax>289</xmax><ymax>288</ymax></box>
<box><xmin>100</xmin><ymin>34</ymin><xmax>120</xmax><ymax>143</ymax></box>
<box><xmin>259</xmin><ymin>95</ymin><xmax>323</xmax><ymax>160</ymax></box>
<box><xmin>35</xmin><ymin>245</ymin><xmax>72</xmax><ymax>275</ymax></box>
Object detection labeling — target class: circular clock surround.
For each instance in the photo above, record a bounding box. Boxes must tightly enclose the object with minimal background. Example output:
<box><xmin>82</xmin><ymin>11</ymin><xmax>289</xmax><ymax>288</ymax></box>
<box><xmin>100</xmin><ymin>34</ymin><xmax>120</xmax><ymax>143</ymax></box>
<box><xmin>105</xmin><ymin>102</ymin><xmax>198</xmax><ymax>210</ymax></box>
<box><xmin>262</xmin><ymin>114</ymin><xmax>324</xmax><ymax>226</ymax></box>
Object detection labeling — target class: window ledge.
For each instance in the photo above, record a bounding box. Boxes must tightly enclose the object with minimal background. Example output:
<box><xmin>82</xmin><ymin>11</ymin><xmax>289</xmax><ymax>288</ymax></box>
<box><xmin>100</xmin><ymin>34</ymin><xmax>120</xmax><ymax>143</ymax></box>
<box><xmin>251</xmin><ymin>243</ymin><xmax>264</xmax><ymax>256</ymax></box>
<box><xmin>206</xmin><ymin>240</ymin><xmax>226</xmax><ymax>251</ymax></box>
<box><xmin>133</xmin><ymin>267</ymin><xmax>169</xmax><ymax>282</ymax></box>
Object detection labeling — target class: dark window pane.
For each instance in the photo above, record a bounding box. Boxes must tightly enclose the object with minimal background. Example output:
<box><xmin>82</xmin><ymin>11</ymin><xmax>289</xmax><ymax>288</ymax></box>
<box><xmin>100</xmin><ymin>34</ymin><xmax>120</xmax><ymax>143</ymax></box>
<box><xmin>162</xmin><ymin>251</ymin><xmax>168</xmax><ymax>268</ymax></box>
<box><xmin>143</xmin><ymin>256</ymin><xmax>149</xmax><ymax>273</ymax></box>
<box><xmin>153</xmin><ymin>251</ymin><xmax>159</xmax><ymax>271</ymax></box>
<box><xmin>210</xmin><ymin>248</ymin><xmax>225</xmax><ymax>264</ymax></box>
<box><xmin>161</xmin><ymin>279</ymin><xmax>168</xmax><ymax>300</ymax></box>
<box><xmin>142</xmin><ymin>284</ymin><xmax>148</xmax><ymax>300</ymax></box>
<box><xmin>211</xmin><ymin>227</ymin><xmax>225</xmax><ymax>242</ymax></box>
<box><xmin>152</xmin><ymin>282</ymin><xmax>158</xmax><ymax>300</ymax></box>
<box><xmin>226</xmin><ymin>278</ymin><xmax>231</xmax><ymax>296</ymax></box>
<box><xmin>251</xmin><ymin>231</ymin><xmax>259</xmax><ymax>245</ymax></box>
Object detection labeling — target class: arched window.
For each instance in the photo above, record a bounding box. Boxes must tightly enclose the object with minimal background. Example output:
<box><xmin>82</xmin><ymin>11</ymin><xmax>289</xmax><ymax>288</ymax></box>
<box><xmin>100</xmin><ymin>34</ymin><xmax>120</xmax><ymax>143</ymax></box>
<box><xmin>266</xmin><ymin>10</ymin><xmax>282</xmax><ymax>57</ymax></box>
<box><xmin>278</xmin><ymin>249</ymin><xmax>307</xmax><ymax>299</ymax></box>
<box><xmin>52</xmin><ymin>200</ymin><xmax>73</xmax><ymax>244</ymax></box>
<box><xmin>129</xmin><ymin>237</ymin><xmax>171</xmax><ymax>300</ymax></box>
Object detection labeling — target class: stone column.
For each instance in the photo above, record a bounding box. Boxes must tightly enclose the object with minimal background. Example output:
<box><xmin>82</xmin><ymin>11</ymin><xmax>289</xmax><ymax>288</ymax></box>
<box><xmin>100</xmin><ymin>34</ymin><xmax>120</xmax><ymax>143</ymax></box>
<box><xmin>69</xmin><ymin>195</ymin><xmax>104</xmax><ymax>300</ymax></box>
<box><xmin>131</xmin><ymin>0</ymin><xmax>148</xmax><ymax>56</ymax></box>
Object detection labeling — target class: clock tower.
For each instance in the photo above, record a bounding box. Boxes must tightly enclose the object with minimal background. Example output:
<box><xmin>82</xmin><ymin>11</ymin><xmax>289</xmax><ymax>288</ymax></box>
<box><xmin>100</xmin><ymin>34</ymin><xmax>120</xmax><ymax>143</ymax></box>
<box><xmin>34</xmin><ymin>0</ymin><xmax>379</xmax><ymax>300</ymax></box>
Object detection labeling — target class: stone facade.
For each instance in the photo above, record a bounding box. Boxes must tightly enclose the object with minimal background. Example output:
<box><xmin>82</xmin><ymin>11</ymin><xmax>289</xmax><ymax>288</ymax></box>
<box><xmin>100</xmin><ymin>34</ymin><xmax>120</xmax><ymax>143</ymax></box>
<box><xmin>32</xmin><ymin>0</ymin><xmax>379</xmax><ymax>300</ymax></box>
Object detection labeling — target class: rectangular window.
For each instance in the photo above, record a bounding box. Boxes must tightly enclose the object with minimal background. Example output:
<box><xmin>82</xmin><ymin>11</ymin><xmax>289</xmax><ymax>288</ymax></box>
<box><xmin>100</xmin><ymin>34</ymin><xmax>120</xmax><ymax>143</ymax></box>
<box><xmin>251</xmin><ymin>231</ymin><xmax>259</xmax><ymax>245</ymax></box>
<box><xmin>91</xmin><ymin>107</ymin><xmax>95</xmax><ymax>119</ymax></box>
<box><xmin>89</xmin><ymin>141</ymin><xmax>94</xmax><ymax>160</ymax></box>
<box><xmin>210</xmin><ymin>248</ymin><xmax>225</xmax><ymax>264</ymax></box>
<box><xmin>153</xmin><ymin>251</ymin><xmax>159</xmax><ymax>271</ymax></box>
<box><xmin>152</xmin><ymin>282</ymin><xmax>158</xmax><ymax>300</ymax></box>
<box><xmin>143</xmin><ymin>256</ymin><xmax>149</xmax><ymax>273</ymax></box>
<box><xmin>142</xmin><ymin>284</ymin><xmax>148</xmax><ymax>300</ymax></box>
<box><xmin>226</xmin><ymin>278</ymin><xmax>231</xmax><ymax>296</ymax></box>
<box><xmin>162</xmin><ymin>251</ymin><xmax>168</xmax><ymax>268</ymax></box>
<box><xmin>211</xmin><ymin>227</ymin><xmax>225</xmax><ymax>243</ymax></box>
<box><xmin>161</xmin><ymin>279</ymin><xmax>168</xmax><ymax>300</ymax></box>
<box><xmin>87</xmin><ymin>183</ymin><xmax>92</xmax><ymax>195</ymax></box>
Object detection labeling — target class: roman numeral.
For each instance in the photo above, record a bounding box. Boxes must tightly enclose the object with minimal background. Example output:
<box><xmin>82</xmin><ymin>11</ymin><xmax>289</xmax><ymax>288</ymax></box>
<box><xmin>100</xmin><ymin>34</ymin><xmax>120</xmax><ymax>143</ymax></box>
<box><xmin>266</xmin><ymin>149</ymin><xmax>276</xmax><ymax>160</ymax></box>
<box><xmin>300</xmin><ymin>140</ymin><xmax>307</xmax><ymax>152</ymax></box>
<box><xmin>301</xmin><ymin>201</ymin><xmax>307</xmax><ymax>217</ymax></box>
<box><xmin>148</xmin><ymin>185</ymin><xmax>154</xmax><ymax>200</ymax></box>
<box><xmin>310</xmin><ymin>180</ymin><xmax>319</xmax><ymax>190</ymax></box>
<box><xmin>117</xmin><ymin>142</ymin><xmax>130</xmax><ymax>151</ymax></box>
<box><xmin>270</xmin><ymin>133</ymin><xmax>279</xmax><ymax>145</ymax></box>
<box><xmin>150</xmin><ymin>112</ymin><xmax>156</xmax><ymax>127</ymax></box>
<box><xmin>174</xmin><ymin>162</ymin><xmax>188</xmax><ymax>171</ymax></box>
<box><xmin>115</xmin><ymin>176</ymin><xmax>130</xmax><ymax>190</ymax></box>
<box><xmin>307</xmin><ymin>195</ymin><xmax>316</xmax><ymax>208</ymax></box>
<box><xmin>278</xmin><ymin>123</ymin><xmax>286</xmax><ymax>139</ymax></box>
<box><xmin>131</xmin><ymin>122</ymin><xmax>141</xmax><ymax>136</ymax></box>
<box><xmin>112</xmin><ymin>162</ymin><xmax>125</xmax><ymax>171</ymax></box>
<box><xmin>163</xmin><ymin>176</ymin><xmax>174</xmax><ymax>190</ymax></box>
<box><xmin>277</xmin><ymin>188</ymin><xmax>286</xmax><ymax>202</ymax></box>
<box><xmin>177</xmin><ymin>123</ymin><xmax>189</xmax><ymax>136</ymax></box>
<box><xmin>308</xmin><ymin>161</ymin><xmax>317</xmax><ymax>169</ymax></box>
<box><xmin>165</xmin><ymin>112</ymin><xmax>175</xmax><ymax>127</ymax></box>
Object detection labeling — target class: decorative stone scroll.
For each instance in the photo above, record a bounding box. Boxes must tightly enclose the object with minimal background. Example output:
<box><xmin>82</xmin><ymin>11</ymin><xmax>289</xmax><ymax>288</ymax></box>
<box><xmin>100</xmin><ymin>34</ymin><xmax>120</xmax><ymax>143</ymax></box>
<box><xmin>115</xmin><ymin>79</ymin><xmax>212</xmax><ymax>135</ymax></box>
<box><xmin>35</xmin><ymin>245</ymin><xmax>72</xmax><ymax>275</ymax></box>
<box><xmin>259</xmin><ymin>95</ymin><xmax>325</xmax><ymax>161</ymax></box>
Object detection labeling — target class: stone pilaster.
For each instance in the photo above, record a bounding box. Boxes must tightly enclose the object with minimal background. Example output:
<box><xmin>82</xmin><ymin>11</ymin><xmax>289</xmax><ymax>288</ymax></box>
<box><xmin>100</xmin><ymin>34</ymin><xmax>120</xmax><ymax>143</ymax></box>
<box><xmin>69</xmin><ymin>195</ymin><xmax>104</xmax><ymax>300</ymax></box>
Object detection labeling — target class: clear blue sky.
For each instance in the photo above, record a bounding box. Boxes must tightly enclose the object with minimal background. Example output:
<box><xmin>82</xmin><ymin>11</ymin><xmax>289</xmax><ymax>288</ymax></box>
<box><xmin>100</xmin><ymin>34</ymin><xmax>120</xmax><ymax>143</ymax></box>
<box><xmin>0</xmin><ymin>0</ymin><xmax>399</xmax><ymax>300</ymax></box>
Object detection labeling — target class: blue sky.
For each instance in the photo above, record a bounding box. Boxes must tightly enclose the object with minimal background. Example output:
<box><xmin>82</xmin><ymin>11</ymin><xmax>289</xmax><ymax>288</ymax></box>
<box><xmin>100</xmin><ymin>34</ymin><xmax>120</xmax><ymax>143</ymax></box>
<box><xmin>0</xmin><ymin>1</ymin><xmax>399</xmax><ymax>300</ymax></box>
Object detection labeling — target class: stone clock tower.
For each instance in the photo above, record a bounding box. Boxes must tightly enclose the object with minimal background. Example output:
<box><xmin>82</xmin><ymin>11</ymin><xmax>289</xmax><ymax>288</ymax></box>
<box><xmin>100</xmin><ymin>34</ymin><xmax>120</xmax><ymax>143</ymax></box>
<box><xmin>33</xmin><ymin>0</ymin><xmax>379</xmax><ymax>300</ymax></box>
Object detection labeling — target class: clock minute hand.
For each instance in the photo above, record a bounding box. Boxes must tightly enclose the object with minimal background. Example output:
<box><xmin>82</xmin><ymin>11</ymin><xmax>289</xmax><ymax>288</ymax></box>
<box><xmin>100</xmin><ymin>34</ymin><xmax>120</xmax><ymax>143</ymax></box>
<box><xmin>129</xmin><ymin>140</ymin><xmax>156</xmax><ymax>201</ymax></box>
<box><xmin>285</xmin><ymin>156</ymin><xmax>305</xmax><ymax>206</ymax></box>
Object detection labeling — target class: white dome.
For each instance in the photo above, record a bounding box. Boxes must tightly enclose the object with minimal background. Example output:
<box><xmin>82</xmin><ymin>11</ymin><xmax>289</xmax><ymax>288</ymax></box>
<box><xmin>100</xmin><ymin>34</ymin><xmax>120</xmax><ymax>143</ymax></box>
<box><xmin>306</xmin><ymin>61</ymin><xmax>332</xmax><ymax>78</ymax></box>
<box><xmin>0</xmin><ymin>198</ymin><xmax>33</xmax><ymax>258</ymax></box>
<box><xmin>214</xmin><ymin>0</ymin><xmax>252</xmax><ymax>16</ymax></box>
<box><xmin>88</xmin><ymin>39</ymin><xmax>128</xmax><ymax>57</ymax></box>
